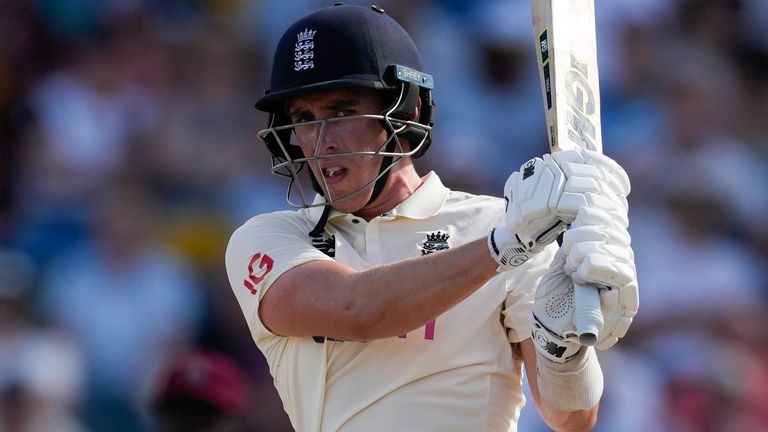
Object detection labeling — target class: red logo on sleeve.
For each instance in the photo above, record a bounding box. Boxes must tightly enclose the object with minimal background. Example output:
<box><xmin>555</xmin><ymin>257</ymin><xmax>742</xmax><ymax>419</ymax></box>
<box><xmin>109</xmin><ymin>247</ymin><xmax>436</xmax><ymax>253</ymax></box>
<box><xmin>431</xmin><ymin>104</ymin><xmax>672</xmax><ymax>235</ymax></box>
<box><xmin>243</xmin><ymin>253</ymin><xmax>274</xmax><ymax>295</ymax></box>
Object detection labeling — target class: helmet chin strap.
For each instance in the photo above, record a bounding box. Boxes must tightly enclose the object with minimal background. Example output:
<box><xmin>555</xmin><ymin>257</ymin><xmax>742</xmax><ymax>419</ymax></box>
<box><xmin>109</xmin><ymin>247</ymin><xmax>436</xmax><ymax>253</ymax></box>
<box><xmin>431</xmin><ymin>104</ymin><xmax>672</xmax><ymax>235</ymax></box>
<box><xmin>363</xmin><ymin>80</ymin><xmax>418</xmax><ymax>208</ymax></box>
<box><xmin>309</xmin><ymin>204</ymin><xmax>332</xmax><ymax>237</ymax></box>
<box><xmin>367</xmin><ymin>141</ymin><xmax>396</xmax><ymax>205</ymax></box>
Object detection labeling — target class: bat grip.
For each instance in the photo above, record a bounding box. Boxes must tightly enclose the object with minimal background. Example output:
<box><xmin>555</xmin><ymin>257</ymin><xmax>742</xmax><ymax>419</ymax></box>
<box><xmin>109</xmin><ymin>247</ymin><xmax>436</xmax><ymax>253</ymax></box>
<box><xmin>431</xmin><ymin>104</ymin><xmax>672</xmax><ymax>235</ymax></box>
<box><xmin>574</xmin><ymin>282</ymin><xmax>603</xmax><ymax>346</ymax></box>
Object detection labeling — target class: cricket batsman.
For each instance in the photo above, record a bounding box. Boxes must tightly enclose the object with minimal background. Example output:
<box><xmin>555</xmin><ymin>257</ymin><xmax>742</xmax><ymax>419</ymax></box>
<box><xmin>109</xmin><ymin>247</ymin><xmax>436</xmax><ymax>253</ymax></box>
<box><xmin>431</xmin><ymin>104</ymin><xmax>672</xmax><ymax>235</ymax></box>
<box><xmin>226</xmin><ymin>4</ymin><xmax>637</xmax><ymax>431</ymax></box>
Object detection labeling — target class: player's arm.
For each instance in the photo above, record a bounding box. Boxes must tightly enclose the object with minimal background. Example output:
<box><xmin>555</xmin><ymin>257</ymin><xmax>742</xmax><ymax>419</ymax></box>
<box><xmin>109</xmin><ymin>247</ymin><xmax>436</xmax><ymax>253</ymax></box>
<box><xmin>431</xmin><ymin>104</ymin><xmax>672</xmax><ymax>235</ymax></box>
<box><xmin>259</xmin><ymin>236</ymin><xmax>497</xmax><ymax>341</ymax></box>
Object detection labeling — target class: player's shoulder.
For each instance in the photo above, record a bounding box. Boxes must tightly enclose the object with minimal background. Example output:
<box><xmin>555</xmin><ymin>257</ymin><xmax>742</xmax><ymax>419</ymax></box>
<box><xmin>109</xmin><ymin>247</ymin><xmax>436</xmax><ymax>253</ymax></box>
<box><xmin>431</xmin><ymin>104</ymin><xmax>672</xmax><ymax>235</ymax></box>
<box><xmin>445</xmin><ymin>189</ymin><xmax>504</xmax><ymax>206</ymax></box>
<box><xmin>443</xmin><ymin>189</ymin><xmax>506</xmax><ymax>217</ymax></box>
<box><xmin>225</xmin><ymin>209</ymin><xmax>320</xmax><ymax>273</ymax></box>
<box><xmin>228</xmin><ymin>209</ymin><xmax>315</xmax><ymax>246</ymax></box>
<box><xmin>433</xmin><ymin>189</ymin><xmax>506</xmax><ymax>228</ymax></box>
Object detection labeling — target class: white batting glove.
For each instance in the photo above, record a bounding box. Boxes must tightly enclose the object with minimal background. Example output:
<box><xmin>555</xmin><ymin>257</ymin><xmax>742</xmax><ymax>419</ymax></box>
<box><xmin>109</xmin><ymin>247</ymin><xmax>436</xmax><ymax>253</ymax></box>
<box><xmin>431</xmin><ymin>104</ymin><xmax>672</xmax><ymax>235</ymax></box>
<box><xmin>562</xmin><ymin>207</ymin><xmax>638</xmax><ymax>349</ymax></box>
<box><xmin>488</xmin><ymin>149</ymin><xmax>630</xmax><ymax>272</ymax></box>
<box><xmin>532</xmin><ymin>200</ymin><xmax>638</xmax><ymax>363</ymax></box>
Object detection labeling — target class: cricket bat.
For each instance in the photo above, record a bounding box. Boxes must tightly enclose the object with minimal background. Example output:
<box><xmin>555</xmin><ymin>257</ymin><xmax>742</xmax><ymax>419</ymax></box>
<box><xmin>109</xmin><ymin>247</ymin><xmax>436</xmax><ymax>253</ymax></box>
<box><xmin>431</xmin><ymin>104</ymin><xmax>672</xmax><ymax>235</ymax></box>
<box><xmin>531</xmin><ymin>0</ymin><xmax>603</xmax><ymax>346</ymax></box>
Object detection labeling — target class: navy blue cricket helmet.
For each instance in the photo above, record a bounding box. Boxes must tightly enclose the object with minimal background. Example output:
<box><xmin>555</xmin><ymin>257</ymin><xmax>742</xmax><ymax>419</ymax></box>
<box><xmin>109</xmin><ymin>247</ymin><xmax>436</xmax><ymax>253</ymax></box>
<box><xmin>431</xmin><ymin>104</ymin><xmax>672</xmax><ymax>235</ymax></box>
<box><xmin>255</xmin><ymin>4</ymin><xmax>436</xmax><ymax>209</ymax></box>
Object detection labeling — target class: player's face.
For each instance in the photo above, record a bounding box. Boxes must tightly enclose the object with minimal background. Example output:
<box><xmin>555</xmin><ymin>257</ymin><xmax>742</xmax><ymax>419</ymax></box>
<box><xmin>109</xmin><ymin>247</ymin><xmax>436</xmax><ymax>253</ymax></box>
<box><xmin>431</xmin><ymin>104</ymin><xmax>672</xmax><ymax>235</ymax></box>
<box><xmin>287</xmin><ymin>88</ymin><xmax>390</xmax><ymax>213</ymax></box>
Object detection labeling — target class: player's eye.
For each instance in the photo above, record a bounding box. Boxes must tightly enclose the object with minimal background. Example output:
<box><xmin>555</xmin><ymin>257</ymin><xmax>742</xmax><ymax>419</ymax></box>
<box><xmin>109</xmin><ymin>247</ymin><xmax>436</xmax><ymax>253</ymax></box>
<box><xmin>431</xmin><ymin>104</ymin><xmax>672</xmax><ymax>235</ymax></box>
<box><xmin>335</xmin><ymin>110</ymin><xmax>355</xmax><ymax>118</ymax></box>
<box><xmin>292</xmin><ymin>115</ymin><xmax>312</xmax><ymax>124</ymax></box>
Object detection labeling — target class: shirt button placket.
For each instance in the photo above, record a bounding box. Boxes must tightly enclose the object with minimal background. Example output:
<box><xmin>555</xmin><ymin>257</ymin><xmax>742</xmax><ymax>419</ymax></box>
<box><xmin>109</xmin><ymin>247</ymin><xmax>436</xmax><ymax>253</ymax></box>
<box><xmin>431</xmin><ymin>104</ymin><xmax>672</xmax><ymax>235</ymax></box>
<box><xmin>367</xmin><ymin>217</ymin><xmax>384</xmax><ymax>262</ymax></box>
<box><xmin>347</xmin><ymin>217</ymin><xmax>365</xmax><ymax>252</ymax></box>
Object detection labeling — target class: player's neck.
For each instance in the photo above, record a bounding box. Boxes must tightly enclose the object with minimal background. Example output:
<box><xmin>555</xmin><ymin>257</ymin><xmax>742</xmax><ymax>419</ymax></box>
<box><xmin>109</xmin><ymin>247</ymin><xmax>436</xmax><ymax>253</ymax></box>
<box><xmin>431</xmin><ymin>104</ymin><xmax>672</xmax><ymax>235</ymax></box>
<box><xmin>353</xmin><ymin>161</ymin><xmax>422</xmax><ymax>221</ymax></box>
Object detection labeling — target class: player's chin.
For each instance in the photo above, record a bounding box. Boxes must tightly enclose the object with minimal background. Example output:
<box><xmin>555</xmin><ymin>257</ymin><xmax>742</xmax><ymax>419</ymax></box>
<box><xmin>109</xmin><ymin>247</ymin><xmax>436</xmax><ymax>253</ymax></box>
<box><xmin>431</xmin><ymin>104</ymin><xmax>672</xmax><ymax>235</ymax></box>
<box><xmin>327</xmin><ymin>185</ymin><xmax>373</xmax><ymax>214</ymax></box>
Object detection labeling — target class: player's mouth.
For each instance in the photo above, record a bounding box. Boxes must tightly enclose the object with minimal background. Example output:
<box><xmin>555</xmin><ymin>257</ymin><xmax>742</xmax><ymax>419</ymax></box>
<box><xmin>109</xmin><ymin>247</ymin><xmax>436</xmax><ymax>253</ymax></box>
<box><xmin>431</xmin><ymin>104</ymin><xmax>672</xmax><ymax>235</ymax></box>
<box><xmin>322</xmin><ymin>166</ymin><xmax>347</xmax><ymax>184</ymax></box>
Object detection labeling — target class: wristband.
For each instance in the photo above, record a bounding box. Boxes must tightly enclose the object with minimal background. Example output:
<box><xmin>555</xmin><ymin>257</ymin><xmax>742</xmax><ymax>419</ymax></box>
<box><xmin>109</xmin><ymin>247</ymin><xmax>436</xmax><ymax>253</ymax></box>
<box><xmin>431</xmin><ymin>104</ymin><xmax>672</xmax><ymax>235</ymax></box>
<box><xmin>535</xmin><ymin>346</ymin><xmax>603</xmax><ymax>411</ymax></box>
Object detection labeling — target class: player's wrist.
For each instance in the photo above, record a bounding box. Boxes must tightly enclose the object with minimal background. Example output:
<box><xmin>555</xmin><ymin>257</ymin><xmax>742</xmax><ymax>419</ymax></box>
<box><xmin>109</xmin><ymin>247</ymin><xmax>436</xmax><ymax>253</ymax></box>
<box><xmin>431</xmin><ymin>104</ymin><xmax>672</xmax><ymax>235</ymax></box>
<box><xmin>487</xmin><ymin>227</ymin><xmax>536</xmax><ymax>272</ymax></box>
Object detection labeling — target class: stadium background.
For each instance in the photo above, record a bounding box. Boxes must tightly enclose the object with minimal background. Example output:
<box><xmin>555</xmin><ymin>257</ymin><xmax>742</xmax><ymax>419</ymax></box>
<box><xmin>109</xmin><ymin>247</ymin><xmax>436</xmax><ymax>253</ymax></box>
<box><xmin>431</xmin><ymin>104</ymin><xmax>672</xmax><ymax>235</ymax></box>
<box><xmin>0</xmin><ymin>0</ymin><xmax>766</xmax><ymax>430</ymax></box>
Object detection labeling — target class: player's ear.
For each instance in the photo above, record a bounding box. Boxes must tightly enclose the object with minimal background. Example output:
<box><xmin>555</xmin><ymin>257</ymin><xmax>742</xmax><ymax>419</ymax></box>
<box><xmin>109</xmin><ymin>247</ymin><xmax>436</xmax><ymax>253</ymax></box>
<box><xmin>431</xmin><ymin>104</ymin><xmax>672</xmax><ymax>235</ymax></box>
<box><xmin>412</xmin><ymin>97</ymin><xmax>421</xmax><ymax>121</ymax></box>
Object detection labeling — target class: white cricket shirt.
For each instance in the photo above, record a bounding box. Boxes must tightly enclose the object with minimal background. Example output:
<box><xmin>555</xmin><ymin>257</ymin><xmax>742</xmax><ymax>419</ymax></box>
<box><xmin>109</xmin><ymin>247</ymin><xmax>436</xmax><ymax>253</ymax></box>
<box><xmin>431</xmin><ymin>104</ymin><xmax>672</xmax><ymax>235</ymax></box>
<box><xmin>226</xmin><ymin>172</ymin><xmax>555</xmax><ymax>432</ymax></box>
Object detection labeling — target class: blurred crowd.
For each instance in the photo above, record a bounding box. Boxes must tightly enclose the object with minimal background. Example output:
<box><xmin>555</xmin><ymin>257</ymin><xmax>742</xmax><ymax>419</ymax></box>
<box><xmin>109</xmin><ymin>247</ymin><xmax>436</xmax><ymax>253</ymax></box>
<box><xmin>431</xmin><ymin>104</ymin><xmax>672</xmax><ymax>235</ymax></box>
<box><xmin>0</xmin><ymin>0</ymin><xmax>766</xmax><ymax>431</ymax></box>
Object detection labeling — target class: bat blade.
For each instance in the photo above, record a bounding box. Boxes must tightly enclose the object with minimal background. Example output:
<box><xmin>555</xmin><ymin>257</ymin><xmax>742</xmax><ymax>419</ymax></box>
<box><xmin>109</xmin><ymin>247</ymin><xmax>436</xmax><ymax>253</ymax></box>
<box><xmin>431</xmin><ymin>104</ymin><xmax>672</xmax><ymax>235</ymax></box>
<box><xmin>531</xmin><ymin>0</ymin><xmax>603</xmax><ymax>346</ymax></box>
<box><xmin>531</xmin><ymin>0</ymin><xmax>602</xmax><ymax>154</ymax></box>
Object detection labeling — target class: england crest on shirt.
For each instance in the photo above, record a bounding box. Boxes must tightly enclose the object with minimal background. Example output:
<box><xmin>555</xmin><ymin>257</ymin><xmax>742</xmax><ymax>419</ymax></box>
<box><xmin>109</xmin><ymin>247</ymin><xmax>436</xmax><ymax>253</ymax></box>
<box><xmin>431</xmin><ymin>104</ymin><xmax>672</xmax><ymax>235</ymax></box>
<box><xmin>421</xmin><ymin>231</ymin><xmax>450</xmax><ymax>255</ymax></box>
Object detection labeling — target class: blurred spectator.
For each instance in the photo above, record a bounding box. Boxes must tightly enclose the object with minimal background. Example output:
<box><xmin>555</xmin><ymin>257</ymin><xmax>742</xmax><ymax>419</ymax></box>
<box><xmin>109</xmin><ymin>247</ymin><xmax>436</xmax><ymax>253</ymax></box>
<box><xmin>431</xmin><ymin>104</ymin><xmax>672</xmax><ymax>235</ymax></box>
<box><xmin>416</xmin><ymin>0</ymin><xmax>547</xmax><ymax>193</ymax></box>
<box><xmin>0</xmin><ymin>249</ymin><xmax>87</xmax><ymax>432</ymax></box>
<box><xmin>0</xmin><ymin>1</ymin><xmax>49</xmax><ymax>240</ymax></box>
<box><xmin>150</xmin><ymin>349</ymin><xmax>251</xmax><ymax>432</ymax></box>
<box><xmin>14</xmin><ymin>20</ymin><xmax>161</xmax><ymax>264</ymax></box>
<box><xmin>146</xmin><ymin>23</ymin><xmax>254</xmax><ymax>205</ymax></box>
<box><xmin>141</xmin><ymin>20</ymin><xmax>288</xmax><ymax>230</ymax></box>
<box><xmin>36</xmin><ymin>179</ymin><xmax>206</xmax><ymax>432</ymax></box>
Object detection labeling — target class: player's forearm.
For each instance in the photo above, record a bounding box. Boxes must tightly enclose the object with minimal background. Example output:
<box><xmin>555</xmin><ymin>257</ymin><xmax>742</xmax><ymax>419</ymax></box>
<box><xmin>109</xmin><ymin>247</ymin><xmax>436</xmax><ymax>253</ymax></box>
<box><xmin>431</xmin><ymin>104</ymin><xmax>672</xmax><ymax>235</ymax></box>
<box><xmin>338</xmin><ymin>236</ymin><xmax>498</xmax><ymax>340</ymax></box>
<box><xmin>260</xmin><ymin>236</ymin><xmax>501</xmax><ymax>341</ymax></box>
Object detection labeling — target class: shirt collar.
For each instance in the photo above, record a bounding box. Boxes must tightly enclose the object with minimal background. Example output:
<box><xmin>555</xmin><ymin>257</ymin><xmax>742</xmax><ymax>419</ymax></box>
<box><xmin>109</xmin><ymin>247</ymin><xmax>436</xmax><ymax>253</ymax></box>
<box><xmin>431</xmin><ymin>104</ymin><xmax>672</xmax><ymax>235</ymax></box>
<box><xmin>307</xmin><ymin>194</ymin><xmax>345</xmax><ymax>223</ymax></box>
<box><xmin>390</xmin><ymin>171</ymin><xmax>448</xmax><ymax>219</ymax></box>
<box><xmin>306</xmin><ymin>171</ymin><xmax>449</xmax><ymax>223</ymax></box>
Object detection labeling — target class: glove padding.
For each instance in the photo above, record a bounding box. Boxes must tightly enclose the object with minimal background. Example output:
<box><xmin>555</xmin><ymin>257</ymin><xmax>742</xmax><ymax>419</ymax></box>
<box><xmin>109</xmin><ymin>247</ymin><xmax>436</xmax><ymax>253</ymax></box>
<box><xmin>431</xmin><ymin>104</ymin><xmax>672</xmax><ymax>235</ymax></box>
<box><xmin>489</xmin><ymin>149</ymin><xmax>630</xmax><ymax>272</ymax></box>
<box><xmin>532</xmin><ymin>207</ymin><xmax>639</xmax><ymax>363</ymax></box>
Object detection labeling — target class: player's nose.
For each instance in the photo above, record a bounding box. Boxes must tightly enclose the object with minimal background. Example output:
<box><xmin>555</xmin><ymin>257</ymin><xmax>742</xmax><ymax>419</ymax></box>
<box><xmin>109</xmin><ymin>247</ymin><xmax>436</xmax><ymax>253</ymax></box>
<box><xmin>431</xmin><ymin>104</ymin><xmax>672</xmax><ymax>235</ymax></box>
<box><xmin>317</xmin><ymin>124</ymin><xmax>342</xmax><ymax>154</ymax></box>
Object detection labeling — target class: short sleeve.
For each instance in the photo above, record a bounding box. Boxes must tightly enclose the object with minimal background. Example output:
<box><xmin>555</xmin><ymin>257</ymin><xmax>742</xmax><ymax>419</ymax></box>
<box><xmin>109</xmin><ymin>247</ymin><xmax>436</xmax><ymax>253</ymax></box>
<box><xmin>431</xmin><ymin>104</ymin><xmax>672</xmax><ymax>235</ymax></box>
<box><xmin>502</xmin><ymin>243</ymin><xmax>558</xmax><ymax>343</ymax></box>
<box><xmin>225</xmin><ymin>211</ymin><xmax>334</xmax><ymax>341</ymax></box>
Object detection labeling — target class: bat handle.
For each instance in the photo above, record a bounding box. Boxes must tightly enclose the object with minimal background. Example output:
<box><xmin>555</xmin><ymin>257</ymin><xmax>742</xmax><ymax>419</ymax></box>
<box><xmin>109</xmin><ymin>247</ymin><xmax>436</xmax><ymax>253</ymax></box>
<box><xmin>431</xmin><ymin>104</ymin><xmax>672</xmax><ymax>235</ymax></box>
<box><xmin>574</xmin><ymin>282</ymin><xmax>603</xmax><ymax>346</ymax></box>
